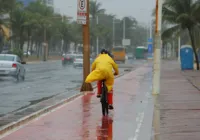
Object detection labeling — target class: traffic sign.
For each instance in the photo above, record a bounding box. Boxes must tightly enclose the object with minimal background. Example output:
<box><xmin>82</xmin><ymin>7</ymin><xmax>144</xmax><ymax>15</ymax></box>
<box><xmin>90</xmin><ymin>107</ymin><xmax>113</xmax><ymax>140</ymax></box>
<box><xmin>122</xmin><ymin>39</ymin><xmax>130</xmax><ymax>46</ymax></box>
<box><xmin>77</xmin><ymin>0</ymin><xmax>87</xmax><ymax>25</ymax></box>
<box><xmin>147</xmin><ymin>42</ymin><xmax>153</xmax><ymax>59</ymax></box>
<box><xmin>148</xmin><ymin>38</ymin><xmax>153</xmax><ymax>43</ymax></box>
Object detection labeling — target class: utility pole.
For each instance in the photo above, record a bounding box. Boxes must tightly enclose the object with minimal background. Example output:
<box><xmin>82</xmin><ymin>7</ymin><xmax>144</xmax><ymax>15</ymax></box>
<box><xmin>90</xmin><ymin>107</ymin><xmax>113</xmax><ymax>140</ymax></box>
<box><xmin>96</xmin><ymin>16</ymin><xmax>99</xmax><ymax>54</ymax></box>
<box><xmin>150</xmin><ymin>20</ymin><xmax>152</xmax><ymax>38</ymax></box>
<box><xmin>152</xmin><ymin>0</ymin><xmax>162</xmax><ymax>95</ymax></box>
<box><xmin>61</xmin><ymin>15</ymin><xmax>64</xmax><ymax>54</ymax></box>
<box><xmin>112</xmin><ymin>18</ymin><xmax>115</xmax><ymax>47</ymax></box>
<box><xmin>178</xmin><ymin>36</ymin><xmax>181</xmax><ymax>62</ymax></box>
<box><xmin>80</xmin><ymin>0</ymin><xmax>93</xmax><ymax>91</ymax></box>
<box><xmin>152</xmin><ymin>2</ymin><xmax>162</xmax><ymax>139</ymax></box>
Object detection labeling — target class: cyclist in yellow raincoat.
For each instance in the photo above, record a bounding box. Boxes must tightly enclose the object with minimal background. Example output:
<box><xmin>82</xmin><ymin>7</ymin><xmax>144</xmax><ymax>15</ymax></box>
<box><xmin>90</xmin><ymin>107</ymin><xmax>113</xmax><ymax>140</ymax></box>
<box><xmin>85</xmin><ymin>49</ymin><xmax>119</xmax><ymax>109</ymax></box>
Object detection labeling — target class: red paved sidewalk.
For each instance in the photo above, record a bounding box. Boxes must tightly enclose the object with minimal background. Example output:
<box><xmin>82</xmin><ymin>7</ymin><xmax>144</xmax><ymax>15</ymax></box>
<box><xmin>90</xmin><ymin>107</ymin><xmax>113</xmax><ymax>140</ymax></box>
<box><xmin>159</xmin><ymin>61</ymin><xmax>200</xmax><ymax>140</ymax></box>
<box><xmin>1</xmin><ymin>64</ymin><xmax>152</xmax><ymax>140</ymax></box>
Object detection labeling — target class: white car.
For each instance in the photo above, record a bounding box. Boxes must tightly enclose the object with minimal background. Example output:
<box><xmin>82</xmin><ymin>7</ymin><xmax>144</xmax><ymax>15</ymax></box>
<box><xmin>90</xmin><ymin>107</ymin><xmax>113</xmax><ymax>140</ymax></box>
<box><xmin>73</xmin><ymin>54</ymin><xmax>93</xmax><ymax>68</ymax></box>
<box><xmin>73</xmin><ymin>54</ymin><xmax>83</xmax><ymax>67</ymax></box>
<box><xmin>23</xmin><ymin>51</ymin><xmax>31</xmax><ymax>56</ymax></box>
<box><xmin>0</xmin><ymin>54</ymin><xmax>26</xmax><ymax>81</ymax></box>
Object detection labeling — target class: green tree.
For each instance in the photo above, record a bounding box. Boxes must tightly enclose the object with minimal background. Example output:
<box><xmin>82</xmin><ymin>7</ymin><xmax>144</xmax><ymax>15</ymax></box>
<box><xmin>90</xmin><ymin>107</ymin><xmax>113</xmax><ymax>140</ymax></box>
<box><xmin>10</xmin><ymin>2</ymin><xmax>27</xmax><ymax>51</ymax></box>
<box><xmin>162</xmin><ymin>0</ymin><xmax>200</xmax><ymax>69</ymax></box>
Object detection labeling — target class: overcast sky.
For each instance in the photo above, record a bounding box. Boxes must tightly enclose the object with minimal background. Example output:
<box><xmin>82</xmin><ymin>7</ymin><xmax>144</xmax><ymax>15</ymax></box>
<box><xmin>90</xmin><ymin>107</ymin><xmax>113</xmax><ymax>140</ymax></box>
<box><xmin>54</xmin><ymin>0</ymin><xmax>155</xmax><ymax>24</ymax></box>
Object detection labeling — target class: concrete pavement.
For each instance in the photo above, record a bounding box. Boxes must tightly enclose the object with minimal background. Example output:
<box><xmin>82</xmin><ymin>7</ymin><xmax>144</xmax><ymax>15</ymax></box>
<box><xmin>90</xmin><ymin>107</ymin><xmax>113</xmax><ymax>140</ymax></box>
<box><xmin>0</xmin><ymin>63</ymin><xmax>154</xmax><ymax>140</ymax></box>
<box><xmin>157</xmin><ymin>61</ymin><xmax>200</xmax><ymax>140</ymax></box>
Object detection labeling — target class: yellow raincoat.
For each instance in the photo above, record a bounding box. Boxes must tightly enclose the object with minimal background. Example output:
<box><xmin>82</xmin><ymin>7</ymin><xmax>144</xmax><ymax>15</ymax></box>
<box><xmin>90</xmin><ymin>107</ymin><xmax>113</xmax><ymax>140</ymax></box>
<box><xmin>85</xmin><ymin>54</ymin><xmax>119</xmax><ymax>91</ymax></box>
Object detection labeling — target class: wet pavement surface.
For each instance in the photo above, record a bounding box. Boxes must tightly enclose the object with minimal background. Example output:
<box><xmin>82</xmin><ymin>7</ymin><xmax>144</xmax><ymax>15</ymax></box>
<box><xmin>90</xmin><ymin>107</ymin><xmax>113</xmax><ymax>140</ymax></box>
<box><xmin>159</xmin><ymin>61</ymin><xmax>200</xmax><ymax>140</ymax></box>
<box><xmin>0</xmin><ymin>59</ymin><xmax>145</xmax><ymax>127</ymax></box>
<box><xmin>1</xmin><ymin>62</ymin><xmax>153</xmax><ymax>140</ymax></box>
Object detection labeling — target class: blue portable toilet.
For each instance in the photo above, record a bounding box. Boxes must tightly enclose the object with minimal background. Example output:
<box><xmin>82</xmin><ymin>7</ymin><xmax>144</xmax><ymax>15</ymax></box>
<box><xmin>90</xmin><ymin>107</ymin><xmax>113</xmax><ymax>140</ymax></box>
<box><xmin>180</xmin><ymin>45</ymin><xmax>194</xmax><ymax>70</ymax></box>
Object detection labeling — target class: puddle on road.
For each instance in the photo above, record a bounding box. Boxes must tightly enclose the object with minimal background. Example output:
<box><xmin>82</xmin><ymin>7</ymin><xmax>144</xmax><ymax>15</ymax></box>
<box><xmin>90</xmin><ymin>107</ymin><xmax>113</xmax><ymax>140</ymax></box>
<box><xmin>7</xmin><ymin>94</ymin><xmax>60</xmax><ymax>115</ymax></box>
<box><xmin>39</xmin><ymin>76</ymin><xmax>51</xmax><ymax>80</ymax></box>
<box><xmin>71</xmin><ymin>80</ymin><xmax>83</xmax><ymax>83</ymax></box>
<box><xmin>124</xmin><ymin>68</ymin><xmax>132</xmax><ymax>72</ymax></box>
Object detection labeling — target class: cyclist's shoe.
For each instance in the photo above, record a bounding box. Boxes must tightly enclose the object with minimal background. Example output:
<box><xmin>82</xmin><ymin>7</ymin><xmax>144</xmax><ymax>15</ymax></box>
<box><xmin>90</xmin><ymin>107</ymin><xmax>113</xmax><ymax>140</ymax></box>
<box><xmin>108</xmin><ymin>104</ymin><xmax>114</xmax><ymax>110</ymax></box>
<box><xmin>97</xmin><ymin>94</ymin><xmax>101</xmax><ymax>98</ymax></box>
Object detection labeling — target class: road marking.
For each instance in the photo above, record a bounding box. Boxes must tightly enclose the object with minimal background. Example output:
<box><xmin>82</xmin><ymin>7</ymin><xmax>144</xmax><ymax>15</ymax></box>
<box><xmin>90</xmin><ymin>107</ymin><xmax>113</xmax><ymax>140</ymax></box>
<box><xmin>129</xmin><ymin>90</ymin><xmax>152</xmax><ymax>140</ymax></box>
<box><xmin>133</xmin><ymin>112</ymin><xmax>145</xmax><ymax>140</ymax></box>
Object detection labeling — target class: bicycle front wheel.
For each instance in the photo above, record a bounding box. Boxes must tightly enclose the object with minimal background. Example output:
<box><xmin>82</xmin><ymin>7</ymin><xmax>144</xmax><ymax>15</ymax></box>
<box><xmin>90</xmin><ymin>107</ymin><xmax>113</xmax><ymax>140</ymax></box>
<box><xmin>101</xmin><ymin>102</ymin><xmax>109</xmax><ymax>116</ymax></box>
<box><xmin>101</xmin><ymin>102</ymin><xmax>106</xmax><ymax>116</ymax></box>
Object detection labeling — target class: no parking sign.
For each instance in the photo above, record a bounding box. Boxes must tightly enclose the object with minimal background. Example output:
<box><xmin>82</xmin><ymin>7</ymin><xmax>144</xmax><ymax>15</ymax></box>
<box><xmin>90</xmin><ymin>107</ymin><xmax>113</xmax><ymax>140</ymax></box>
<box><xmin>77</xmin><ymin>0</ymin><xmax>87</xmax><ymax>25</ymax></box>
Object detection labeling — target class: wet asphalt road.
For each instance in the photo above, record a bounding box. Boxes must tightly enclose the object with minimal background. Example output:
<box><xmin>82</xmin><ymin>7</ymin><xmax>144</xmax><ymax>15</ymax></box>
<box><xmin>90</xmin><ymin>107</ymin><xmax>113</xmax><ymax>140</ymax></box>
<box><xmin>0</xmin><ymin>59</ymin><xmax>144</xmax><ymax>116</ymax></box>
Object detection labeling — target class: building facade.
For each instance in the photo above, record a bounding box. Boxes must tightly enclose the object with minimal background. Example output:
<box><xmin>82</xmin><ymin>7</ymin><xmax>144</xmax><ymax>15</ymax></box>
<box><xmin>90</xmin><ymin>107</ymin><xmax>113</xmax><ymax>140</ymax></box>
<box><xmin>16</xmin><ymin>0</ymin><xmax>36</xmax><ymax>7</ymax></box>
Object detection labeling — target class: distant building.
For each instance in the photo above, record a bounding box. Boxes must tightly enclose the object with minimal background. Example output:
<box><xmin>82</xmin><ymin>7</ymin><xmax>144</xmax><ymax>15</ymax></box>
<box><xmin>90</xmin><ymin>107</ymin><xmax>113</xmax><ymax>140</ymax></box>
<box><xmin>16</xmin><ymin>0</ymin><xmax>54</xmax><ymax>8</ymax></box>
<box><xmin>42</xmin><ymin>0</ymin><xmax>54</xmax><ymax>8</ymax></box>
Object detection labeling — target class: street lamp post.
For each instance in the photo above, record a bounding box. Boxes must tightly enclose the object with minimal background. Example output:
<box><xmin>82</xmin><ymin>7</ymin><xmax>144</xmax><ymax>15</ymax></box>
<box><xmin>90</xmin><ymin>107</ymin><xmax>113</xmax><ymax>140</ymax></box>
<box><xmin>43</xmin><ymin>26</ymin><xmax>47</xmax><ymax>61</ymax></box>
<box><xmin>152</xmin><ymin>0</ymin><xmax>162</xmax><ymax>95</ymax></box>
<box><xmin>80</xmin><ymin>0</ymin><xmax>93</xmax><ymax>91</ymax></box>
<box><xmin>123</xmin><ymin>18</ymin><xmax>125</xmax><ymax>40</ymax></box>
<box><xmin>178</xmin><ymin>36</ymin><xmax>181</xmax><ymax>62</ymax></box>
<box><xmin>96</xmin><ymin>16</ymin><xmax>99</xmax><ymax>54</ymax></box>
<box><xmin>123</xmin><ymin>18</ymin><xmax>126</xmax><ymax>47</ymax></box>
<box><xmin>113</xmin><ymin>18</ymin><xmax>115</xmax><ymax>47</ymax></box>
<box><xmin>112</xmin><ymin>18</ymin><xmax>121</xmax><ymax>48</ymax></box>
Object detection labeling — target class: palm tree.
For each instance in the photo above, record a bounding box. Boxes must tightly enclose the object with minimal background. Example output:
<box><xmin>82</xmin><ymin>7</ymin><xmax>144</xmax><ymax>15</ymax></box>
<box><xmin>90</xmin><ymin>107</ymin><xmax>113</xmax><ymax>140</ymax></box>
<box><xmin>0</xmin><ymin>0</ymin><xmax>15</xmax><ymax>13</ymax></box>
<box><xmin>26</xmin><ymin>1</ymin><xmax>54</xmax><ymax>57</ymax></box>
<box><xmin>0</xmin><ymin>0</ymin><xmax>15</xmax><ymax>52</ymax></box>
<box><xmin>89</xmin><ymin>0</ymin><xmax>105</xmax><ymax>54</ymax></box>
<box><xmin>162</xmin><ymin>0</ymin><xmax>200</xmax><ymax>69</ymax></box>
<box><xmin>10</xmin><ymin>3</ymin><xmax>27</xmax><ymax>50</ymax></box>
<box><xmin>89</xmin><ymin>0</ymin><xmax>105</xmax><ymax>21</ymax></box>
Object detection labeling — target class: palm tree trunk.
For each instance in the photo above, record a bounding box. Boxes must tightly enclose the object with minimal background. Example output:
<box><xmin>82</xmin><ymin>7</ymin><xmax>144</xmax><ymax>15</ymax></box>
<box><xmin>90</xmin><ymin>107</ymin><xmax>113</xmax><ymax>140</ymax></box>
<box><xmin>36</xmin><ymin>42</ymin><xmax>39</xmax><ymax>58</ymax></box>
<box><xmin>74</xmin><ymin>43</ymin><xmax>77</xmax><ymax>52</ymax></box>
<box><xmin>188</xmin><ymin>28</ymin><xmax>199</xmax><ymax>70</ymax></box>
<box><xmin>26</xmin><ymin>37</ymin><xmax>30</xmax><ymax>58</ymax></box>
<box><xmin>30</xmin><ymin>39</ymin><xmax>33</xmax><ymax>56</ymax></box>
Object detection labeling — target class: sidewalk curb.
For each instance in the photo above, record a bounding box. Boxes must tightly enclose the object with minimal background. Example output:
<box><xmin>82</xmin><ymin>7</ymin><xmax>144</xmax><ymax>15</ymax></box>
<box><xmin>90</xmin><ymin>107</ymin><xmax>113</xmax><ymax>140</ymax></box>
<box><xmin>0</xmin><ymin>67</ymin><xmax>134</xmax><ymax>137</ymax></box>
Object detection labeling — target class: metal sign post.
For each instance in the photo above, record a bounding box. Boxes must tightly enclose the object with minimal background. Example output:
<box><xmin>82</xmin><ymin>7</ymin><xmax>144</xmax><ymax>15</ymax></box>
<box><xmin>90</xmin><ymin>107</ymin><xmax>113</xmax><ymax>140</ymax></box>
<box><xmin>77</xmin><ymin>0</ymin><xmax>93</xmax><ymax>91</ymax></box>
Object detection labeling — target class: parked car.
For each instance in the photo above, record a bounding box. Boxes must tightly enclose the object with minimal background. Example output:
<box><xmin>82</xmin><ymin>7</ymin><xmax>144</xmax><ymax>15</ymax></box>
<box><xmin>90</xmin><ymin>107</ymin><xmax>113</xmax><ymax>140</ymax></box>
<box><xmin>127</xmin><ymin>53</ymin><xmax>134</xmax><ymax>59</ymax></box>
<box><xmin>61</xmin><ymin>54</ymin><xmax>75</xmax><ymax>66</ymax></box>
<box><xmin>73</xmin><ymin>54</ymin><xmax>93</xmax><ymax>68</ymax></box>
<box><xmin>0</xmin><ymin>54</ymin><xmax>26</xmax><ymax>81</ymax></box>
<box><xmin>73</xmin><ymin>54</ymin><xmax>83</xmax><ymax>68</ymax></box>
<box><xmin>23</xmin><ymin>51</ymin><xmax>31</xmax><ymax>56</ymax></box>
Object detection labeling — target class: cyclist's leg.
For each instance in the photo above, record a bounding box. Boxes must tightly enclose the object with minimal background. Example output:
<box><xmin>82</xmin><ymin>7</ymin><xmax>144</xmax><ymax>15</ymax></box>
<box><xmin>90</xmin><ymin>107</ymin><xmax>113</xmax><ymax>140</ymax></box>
<box><xmin>107</xmin><ymin>89</ymin><xmax>113</xmax><ymax>108</ymax></box>
<box><xmin>105</xmin><ymin>76</ymin><xmax>114</xmax><ymax>110</ymax></box>
<box><xmin>97</xmin><ymin>81</ymin><xmax>102</xmax><ymax>98</ymax></box>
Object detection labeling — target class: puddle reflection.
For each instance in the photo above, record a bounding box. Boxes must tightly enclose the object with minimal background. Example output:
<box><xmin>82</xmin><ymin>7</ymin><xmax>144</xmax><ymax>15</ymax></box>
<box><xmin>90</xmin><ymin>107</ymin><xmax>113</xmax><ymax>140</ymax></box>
<box><xmin>81</xmin><ymin>93</ymin><xmax>92</xmax><ymax>140</ymax></box>
<box><xmin>96</xmin><ymin>116</ymin><xmax>113</xmax><ymax>140</ymax></box>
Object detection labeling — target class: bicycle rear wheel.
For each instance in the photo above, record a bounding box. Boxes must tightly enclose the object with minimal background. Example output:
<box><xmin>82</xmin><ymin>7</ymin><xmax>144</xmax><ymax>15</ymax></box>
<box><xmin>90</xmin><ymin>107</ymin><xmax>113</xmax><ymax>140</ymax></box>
<box><xmin>101</xmin><ymin>102</ymin><xmax>106</xmax><ymax>116</ymax></box>
<box><xmin>101</xmin><ymin>82</ymin><xmax>109</xmax><ymax>116</ymax></box>
<box><xmin>101</xmin><ymin>102</ymin><xmax>109</xmax><ymax>116</ymax></box>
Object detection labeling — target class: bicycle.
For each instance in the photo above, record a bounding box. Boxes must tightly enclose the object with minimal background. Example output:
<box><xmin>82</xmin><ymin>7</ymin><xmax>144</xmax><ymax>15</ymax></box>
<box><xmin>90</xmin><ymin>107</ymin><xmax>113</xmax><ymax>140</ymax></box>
<box><xmin>100</xmin><ymin>80</ymin><xmax>109</xmax><ymax>116</ymax></box>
